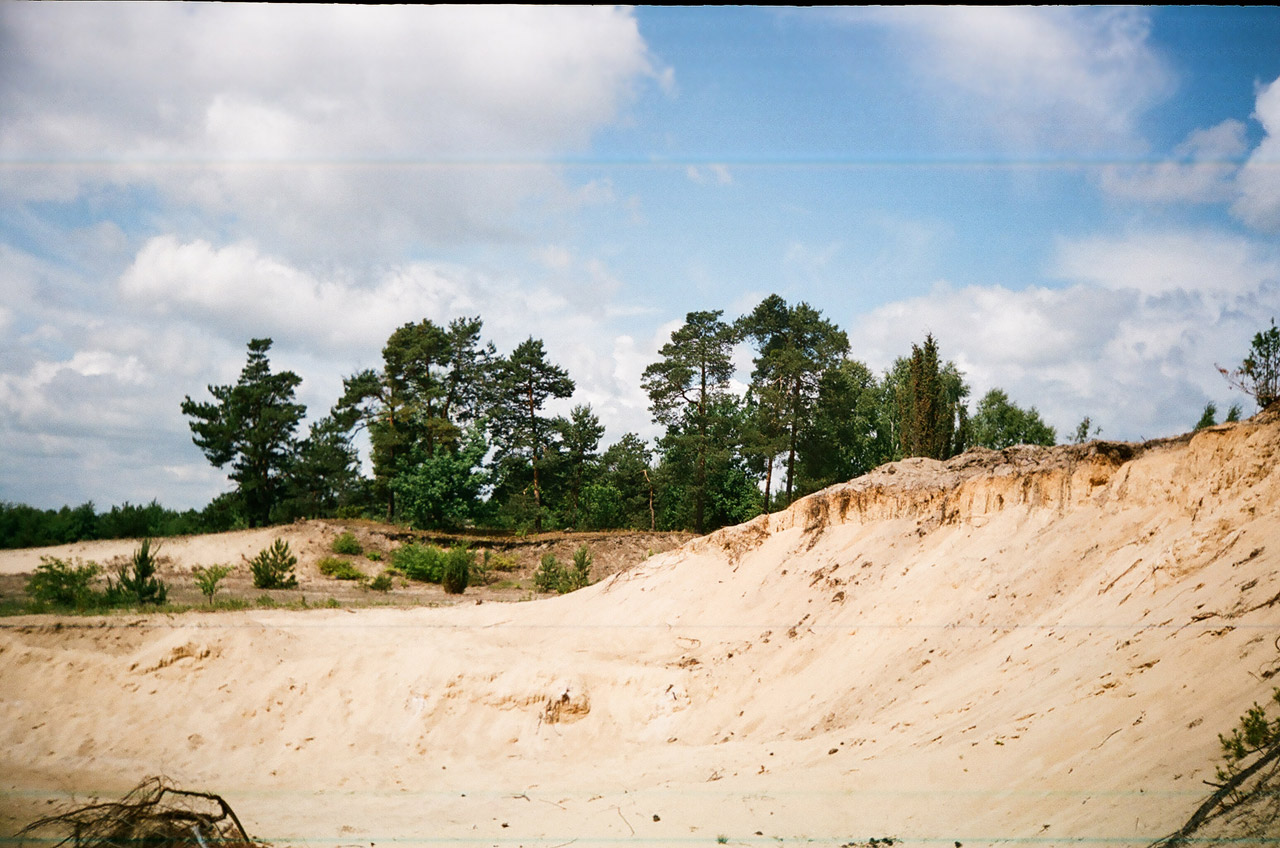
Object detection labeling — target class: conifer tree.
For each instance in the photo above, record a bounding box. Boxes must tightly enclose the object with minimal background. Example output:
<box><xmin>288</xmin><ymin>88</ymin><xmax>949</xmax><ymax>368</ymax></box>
<box><xmin>180</xmin><ymin>338</ymin><xmax>305</xmax><ymax>527</ymax></box>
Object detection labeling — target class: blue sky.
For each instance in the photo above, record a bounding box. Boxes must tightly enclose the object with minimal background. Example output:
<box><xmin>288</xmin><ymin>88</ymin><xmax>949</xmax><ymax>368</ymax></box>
<box><xmin>2</xmin><ymin>6</ymin><xmax>1280</xmax><ymax>510</ymax></box>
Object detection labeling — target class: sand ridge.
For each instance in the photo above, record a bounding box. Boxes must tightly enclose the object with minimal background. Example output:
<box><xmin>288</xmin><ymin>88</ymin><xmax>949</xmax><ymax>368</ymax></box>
<box><xmin>3</xmin><ymin>413</ymin><xmax>1279</xmax><ymax>846</ymax></box>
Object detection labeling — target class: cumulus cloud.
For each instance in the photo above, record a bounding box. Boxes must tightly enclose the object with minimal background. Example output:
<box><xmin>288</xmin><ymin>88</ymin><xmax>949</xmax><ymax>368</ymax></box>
<box><xmin>1101</xmin><ymin>120</ymin><xmax>1247</xmax><ymax>202</ymax></box>
<box><xmin>844</xmin><ymin>6</ymin><xmax>1172</xmax><ymax>153</ymax></box>
<box><xmin>851</xmin><ymin>229</ymin><xmax>1280</xmax><ymax>441</ymax></box>
<box><xmin>0</xmin><ymin>5</ymin><xmax>664</xmax><ymax>255</ymax></box>
<box><xmin>1233</xmin><ymin>75</ymin><xmax>1280</xmax><ymax>231</ymax></box>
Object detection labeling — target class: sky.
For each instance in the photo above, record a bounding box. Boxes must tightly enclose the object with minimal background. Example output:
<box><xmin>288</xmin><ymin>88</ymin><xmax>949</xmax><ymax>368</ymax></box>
<box><xmin>3</xmin><ymin>5</ymin><xmax>1280</xmax><ymax>511</ymax></box>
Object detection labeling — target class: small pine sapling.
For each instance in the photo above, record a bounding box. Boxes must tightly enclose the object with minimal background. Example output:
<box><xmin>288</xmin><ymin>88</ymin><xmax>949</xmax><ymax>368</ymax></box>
<box><xmin>109</xmin><ymin>539</ymin><xmax>168</xmax><ymax>605</ymax></box>
<box><xmin>249</xmin><ymin>538</ymin><xmax>298</xmax><ymax>589</ymax></box>
<box><xmin>193</xmin><ymin>564</ymin><xmax>233</xmax><ymax>604</ymax></box>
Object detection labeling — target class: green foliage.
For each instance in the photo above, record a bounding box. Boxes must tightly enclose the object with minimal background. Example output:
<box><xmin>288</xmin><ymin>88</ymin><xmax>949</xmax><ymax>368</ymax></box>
<box><xmin>794</xmin><ymin>358</ymin><xmax>894</xmax><ymax>495</ymax></box>
<box><xmin>368</xmin><ymin>571</ymin><xmax>394</xmax><ymax>592</ymax></box>
<box><xmin>533</xmin><ymin>547</ymin><xmax>592</xmax><ymax>594</ymax></box>
<box><xmin>1195</xmin><ymin>401</ymin><xmax>1219</xmax><ymax>432</ymax></box>
<box><xmin>393</xmin><ymin>542</ymin><xmax>446</xmax><ymax>583</ymax></box>
<box><xmin>108</xmin><ymin>538</ymin><xmax>168</xmax><ymax>606</ymax></box>
<box><xmin>654</xmin><ymin>395</ymin><xmax>762</xmax><ymax>532</ymax></box>
<box><xmin>392</xmin><ymin>426</ymin><xmax>489</xmax><ymax>530</ymax></box>
<box><xmin>896</xmin><ymin>334</ymin><xmax>969</xmax><ymax>460</ymax></box>
<box><xmin>340</xmin><ymin>317</ymin><xmax>494</xmax><ymax>520</ymax></box>
<box><xmin>1220</xmin><ymin>318</ymin><xmax>1280</xmax><ymax>411</ymax></box>
<box><xmin>1217</xmin><ymin>689</ymin><xmax>1280</xmax><ymax>782</ymax></box>
<box><xmin>249</xmin><ymin>538</ymin><xmax>298</xmax><ymax>589</ymax></box>
<box><xmin>557</xmin><ymin>405</ymin><xmax>606</xmax><ymax>528</ymax></box>
<box><xmin>26</xmin><ymin>557</ymin><xmax>103</xmax><ymax>609</ymax></box>
<box><xmin>192</xmin><ymin>564</ymin><xmax>232</xmax><ymax>604</ymax></box>
<box><xmin>488</xmin><ymin>337</ymin><xmax>575</xmax><ymax>533</ymax></box>
<box><xmin>1226</xmin><ymin>402</ymin><xmax>1243</xmax><ymax>422</ymax></box>
<box><xmin>642</xmin><ymin>310</ymin><xmax>737</xmax><ymax>534</ymax></box>
<box><xmin>737</xmin><ymin>295</ymin><xmax>850</xmax><ymax>506</ymax></box>
<box><xmin>331</xmin><ymin>532</ymin><xmax>363</xmax><ymax>555</ymax></box>
<box><xmin>534</xmin><ymin>553</ymin><xmax>565</xmax><ymax>593</ymax></box>
<box><xmin>442</xmin><ymin>546</ymin><xmax>472</xmax><ymax>595</ymax></box>
<box><xmin>968</xmin><ymin>389</ymin><xmax>1055</xmax><ymax>449</ymax></box>
<box><xmin>1073</xmin><ymin>416</ymin><xmax>1101</xmax><ymax>444</ymax></box>
<box><xmin>571</xmin><ymin>545</ymin><xmax>592</xmax><ymax>588</ymax></box>
<box><xmin>317</xmin><ymin>556</ymin><xmax>366</xmax><ymax>581</ymax></box>
<box><xmin>0</xmin><ymin>498</ymin><xmax>216</xmax><ymax>551</ymax></box>
<box><xmin>366</xmin><ymin>550</ymin><xmax>382</xmax><ymax>561</ymax></box>
<box><xmin>181</xmin><ymin>338</ymin><xmax>306</xmax><ymax>527</ymax></box>
<box><xmin>278</xmin><ymin>414</ymin><xmax>363</xmax><ymax>522</ymax></box>
<box><xmin>587</xmin><ymin>433</ymin><xmax>655</xmax><ymax>530</ymax></box>
<box><xmin>487</xmin><ymin>551</ymin><xmax>520</xmax><ymax>572</ymax></box>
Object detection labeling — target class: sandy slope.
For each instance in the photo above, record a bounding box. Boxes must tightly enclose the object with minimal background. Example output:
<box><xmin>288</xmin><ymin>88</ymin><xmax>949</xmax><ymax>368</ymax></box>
<box><xmin>3</xmin><ymin>414</ymin><xmax>1280</xmax><ymax>847</ymax></box>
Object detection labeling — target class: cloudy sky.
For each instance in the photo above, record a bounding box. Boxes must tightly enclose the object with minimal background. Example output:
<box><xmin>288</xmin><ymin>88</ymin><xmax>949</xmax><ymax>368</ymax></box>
<box><xmin>3</xmin><ymin>6</ymin><xmax>1280</xmax><ymax>511</ymax></box>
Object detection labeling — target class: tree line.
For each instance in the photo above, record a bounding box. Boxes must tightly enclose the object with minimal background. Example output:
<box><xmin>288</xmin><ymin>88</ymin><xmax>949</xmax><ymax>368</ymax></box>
<box><xmin>175</xmin><ymin>296</ymin><xmax>1061</xmax><ymax>536</ymax></box>
<box><xmin>9</xmin><ymin>303</ymin><xmax>1272</xmax><ymax>548</ymax></box>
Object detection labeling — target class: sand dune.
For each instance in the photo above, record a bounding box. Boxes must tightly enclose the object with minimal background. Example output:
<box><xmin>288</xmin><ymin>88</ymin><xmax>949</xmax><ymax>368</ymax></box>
<box><xmin>4</xmin><ymin>412</ymin><xmax>1280</xmax><ymax>846</ymax></box>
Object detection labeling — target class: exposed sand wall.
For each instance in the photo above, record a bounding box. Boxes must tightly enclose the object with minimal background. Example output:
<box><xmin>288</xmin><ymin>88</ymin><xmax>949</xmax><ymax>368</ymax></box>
<box><xmin>3</xmin><ymin>413</ymin><xmax>1279</xmax><ymax>846</ymax></box>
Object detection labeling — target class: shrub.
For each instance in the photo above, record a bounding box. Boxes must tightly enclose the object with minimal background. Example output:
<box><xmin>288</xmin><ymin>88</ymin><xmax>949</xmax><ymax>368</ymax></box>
<box><xmin>534</xmin><ymin>547</ymin><xmax>593</xmax><ymax>594</ymax></box>
<box><xmin>249</xmin><ymin>538</ymin><xmax>298</xmax><ymax>589</ymax></box>
<box><xmin>317</xmin><ymin>556</ymin><xmax>365</xmax><ymax>581</ymax></box>
<box><xmin>366</xmin><ymin>550</ymin><xmax>382</xmax><ymax>562</ymax></box>
<box><xmin>393</xmin><ymin>543</ymin><xmax>446</xmax><ymax>583</ymax></box>
<box><xmin>368</xmin><ymin>571</ymin><xmax>394</xmax><ymax>592</ymax></box>
<box><xmin>488</xmin><ymin>551</ymin><xmax>520</xmax><ymax>572</ymax></box>
<box><xmin>192</xmin><ymin>564</ymin><xmax>232</xmax><ymax>604</ymax></box>
<box><xmin>26</xmin><ymin>557</ymin><xmax>103</xmax><ymax>608</ymax></box>
<box><xmin>108</xmin><ymin>538</ymin><xmax>168</xmax><ymax>606</ymax></box>
<box><xmin>442</xmin><ymin>546</ymin><xmax>472</xmax><ymax>595</ymax></box>
<box><xmin>331</xmin><ymin>531</ymin><xmax>362</xmax><ymax>556</ymax></box>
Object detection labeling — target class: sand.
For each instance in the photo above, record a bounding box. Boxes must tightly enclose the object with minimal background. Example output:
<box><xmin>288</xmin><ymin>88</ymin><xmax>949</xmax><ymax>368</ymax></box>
<box><xmin>3</xmin><ymin>412</ymin><xmax>1280</xmax><ymax>847</ymax></box>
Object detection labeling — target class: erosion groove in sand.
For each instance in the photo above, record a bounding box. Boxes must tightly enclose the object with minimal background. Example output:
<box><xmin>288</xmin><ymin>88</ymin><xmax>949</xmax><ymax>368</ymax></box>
<box><xmin>2</xmin><ymin>414</ymin><xmax>1279</xmax><ymax>846</ymax></box>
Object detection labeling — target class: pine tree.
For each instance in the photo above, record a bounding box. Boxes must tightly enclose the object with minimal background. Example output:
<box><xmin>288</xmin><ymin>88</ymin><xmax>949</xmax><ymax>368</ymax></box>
<box><xmin>180</xmin><ymin>339</ymin><xmax>305</xmax><ymax>527</ymax></box>
<box><xmin>642</xmin><ymin>311</ymin><xmax>737</xmax><ymax>533</ymax></box>
<box><xmin>489</xmin><ymin>338</ymin><xmax>575</xmax><ymax>533</ymax></box>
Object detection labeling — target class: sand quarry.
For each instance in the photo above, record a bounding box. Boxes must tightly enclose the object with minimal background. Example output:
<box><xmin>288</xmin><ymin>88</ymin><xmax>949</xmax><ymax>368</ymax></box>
<box><xmin>3</xmin><ymin>412</ymin><xmax>1280</xmax><ymax>847</ymax></box>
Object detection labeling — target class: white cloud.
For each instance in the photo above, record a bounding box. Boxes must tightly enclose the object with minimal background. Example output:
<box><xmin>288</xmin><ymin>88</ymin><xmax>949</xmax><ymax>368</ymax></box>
<box><xmin>852</xmin><ymin>229</ymin><xmax>1280</xmax><ymax>441</ymax></box>
<box><xmin>0</xmin><ymin>5</ymin><xmax>665</xmax><ymax>256</ymax></box>
<box><xmin>1233</xmin><ymin>75</ymin><xmax>1280</xmax><ymax>231</ymax></box>
<box><xmin>1101</xmin><ymin>120</ymin><xmax>1247</xmax><ymax>202</ymax></box>
<box><xmin>846</xmin><ymin>6</ymin><xmax>1172</xmax><ymax>152</ymax></box>
<box><xmin>1053</xmin><ymin>229</ymin><xmax>1280</xmax><ymax>299</ymax></box>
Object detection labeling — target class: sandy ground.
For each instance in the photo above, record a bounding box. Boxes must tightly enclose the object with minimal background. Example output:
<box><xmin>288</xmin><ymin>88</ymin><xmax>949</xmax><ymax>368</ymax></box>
<box><xmin>3</xmin><ymin>414</ymin><xmax>1280</xmax><ymax>847</ymax></box>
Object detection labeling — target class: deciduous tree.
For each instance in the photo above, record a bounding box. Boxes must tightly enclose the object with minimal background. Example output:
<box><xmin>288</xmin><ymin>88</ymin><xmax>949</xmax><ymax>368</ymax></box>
<box><xmin>969</xmin><ymin>388</ymin><xmax>1055</xmax><ymax>449</ymax></box>
<box><xmin>1219</xmin><ymin>318</ymin><xmax>1280</xmax><ymax>411</ymax></box>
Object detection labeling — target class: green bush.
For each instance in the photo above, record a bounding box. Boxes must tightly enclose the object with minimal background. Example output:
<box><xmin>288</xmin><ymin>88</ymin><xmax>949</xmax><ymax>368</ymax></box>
<box><xmin>487</xmin><ymin>551</ymin><xmax>520</xmax><ymax>572</ymax></box>
<box><xmin>393</xmin><ymin>543</ymin><xmax>446</xmax><ymax>583</ymax></box>
<box><xmin>331</xmin><ymin>532</ymin><xmax>363</xmax><ymax>556</ymax></box>
<box><xmin>534</xmin><ymin>546</ymin><xmax>593</xmax><ymax>594</ymax></box>
<box><xmin>249</xmin><ymin>538</ymin><xmax>298</xmax><ymax>589</ymax></box>
<box><xmin>368</xmin><ymin>571</ymin><xmax>394</xmax><ymax>592</ymax></box>
<box><xmin>26</xmin><ymin>557</ymin><xmax>104</xmax><ymax>608</ymax></box>
<box><xmin>108</xmin><ymin>538</ymin><xmax>167</xmax><ymax>606</ymax></box>
<box><xmin>366</xmin><ymin>550</ymin><xmax>382</xmax><ymax>562</ymax></box>
<box><xmin>193</xmin><ymin>564</ymin><xmax>232</xmax><ymax>604</ymax></box>
<box><xmin>442</xmin><ymin>546</ymin><xmax>472</xmax><ymax>595</ymax></box>
<box><xmin>317</xmin><ymin>556</ymin><xmax>365</xmax><ymax>581</ymax></box>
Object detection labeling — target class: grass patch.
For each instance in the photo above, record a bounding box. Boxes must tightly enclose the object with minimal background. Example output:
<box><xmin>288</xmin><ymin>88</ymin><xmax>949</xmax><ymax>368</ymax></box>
<box><xmin>317</xmin><ymin>556</ymin><xmax>366</xmax><ymax>581</ymax></box>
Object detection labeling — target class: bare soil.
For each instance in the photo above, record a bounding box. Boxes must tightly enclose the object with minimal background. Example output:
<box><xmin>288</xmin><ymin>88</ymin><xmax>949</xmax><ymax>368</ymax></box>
<box><xmin>0</xmin><ymin>520</ymin><xmax>695</xmax><ymax>609</ymax></box>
